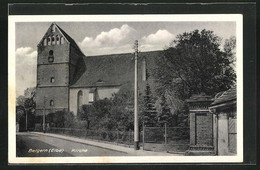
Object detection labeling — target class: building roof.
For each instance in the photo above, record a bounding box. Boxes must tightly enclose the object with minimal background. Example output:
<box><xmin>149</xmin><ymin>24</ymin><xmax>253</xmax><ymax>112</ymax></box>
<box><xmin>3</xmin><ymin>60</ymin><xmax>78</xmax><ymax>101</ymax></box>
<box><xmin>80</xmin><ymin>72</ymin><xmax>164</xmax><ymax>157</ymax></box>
<box><xmin>70</xmin><ymin>50</ymin><xmax>163</xmax><ymax>88</ymax></box>
<box><xmin>210</xmin><ymin>86</ymin><xmax>237</xmax><ymax>106</ymax></box>
<box><xmin>55</xmin><ymin>24</ymin><xmax>85</xmax><ymax>56</ymax></box>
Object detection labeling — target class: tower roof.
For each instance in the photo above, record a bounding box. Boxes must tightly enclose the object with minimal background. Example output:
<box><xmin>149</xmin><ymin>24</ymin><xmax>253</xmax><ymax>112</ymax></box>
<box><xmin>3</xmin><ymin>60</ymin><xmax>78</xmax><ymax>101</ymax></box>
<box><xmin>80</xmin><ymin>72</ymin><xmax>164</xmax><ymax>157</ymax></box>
<box><xmin>38</xmin><ymin>23</ymin><xmax>84</xmax><ymax>55</ymax></box>
<box><xmin>55</xmin><ymin>24</ymin><xmax>83</xmax><ymax>54</ymax></box>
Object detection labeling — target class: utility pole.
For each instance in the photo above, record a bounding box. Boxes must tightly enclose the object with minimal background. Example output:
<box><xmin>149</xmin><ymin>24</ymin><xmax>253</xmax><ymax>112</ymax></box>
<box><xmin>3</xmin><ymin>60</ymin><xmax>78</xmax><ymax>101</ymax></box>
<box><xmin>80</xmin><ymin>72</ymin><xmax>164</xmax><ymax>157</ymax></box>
<box><xmin>134</xmin><ymin>40</ymin><xmax>139</xmax><ymax>150</ymax></box>
<box><xmin>43</xmin><ymin>96</ymin><xmax>46</xmax><ymax>133</ymax></box>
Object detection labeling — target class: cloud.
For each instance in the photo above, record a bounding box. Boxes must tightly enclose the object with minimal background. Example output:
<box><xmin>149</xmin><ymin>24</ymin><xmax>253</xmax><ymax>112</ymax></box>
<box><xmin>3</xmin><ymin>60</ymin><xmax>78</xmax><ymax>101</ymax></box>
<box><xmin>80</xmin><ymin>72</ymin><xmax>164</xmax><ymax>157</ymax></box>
<box><xmin>15</xmin><ymin>47</ymin><xmax>37</xmax><ymax>96</ymax></box>
<box><xmin>80</xmin><ymin>24</ymin><xmax>136</xmax><ymax>47</ymax></box>
<box><xmin>79</xmin><ymin>27</ymin><xmax>175</xmax><ymax>55</ymax></box>
<box><xmin>79</xmin><ymin>24</ymin><xmax>137</xmax><ymax>55</ymax></box>
<box><xmin>140</xmin><ymin>29</ymin><xmax>175</xmax><ymax>51</ymax></box>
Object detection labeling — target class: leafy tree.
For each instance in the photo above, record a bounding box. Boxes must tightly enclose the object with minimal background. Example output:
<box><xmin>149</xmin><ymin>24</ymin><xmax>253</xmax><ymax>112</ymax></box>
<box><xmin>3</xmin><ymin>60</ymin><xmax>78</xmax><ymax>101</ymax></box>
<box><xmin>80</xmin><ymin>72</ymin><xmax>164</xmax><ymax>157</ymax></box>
<box><xmin>223</xmin><ymin>36</ymin><xmax>236</xmax><ymax>69</ymax></box>
<box><xmin>47</xmin><ymin>110</ymin><xmax>75</xmax><ymax>128</ymax></box>
<box><xmin>155</xmin><ymin>29</ymin><xmax>236</xmax><ymax>103</ymax></box>
<box><xmin>16</xmin><ymin>87</ymin><xmax>36</xmax><ymax>130</ymax></box>
<box><xmin>77</xmin><ymin>84</ymin><xmax>135</xmax><ymax>131</ymax></box>
<box><xmin>78</xmin><ymin>104</ymin><xmax>95</xmax><ymax>129</ymax></box>
<box><xmin>16</xmin><ymin>105</ymin><xmax>25</xmax><ymax>123</ymax></box>
<box><xmin>110</xmin><ymin>84</ymin><xmax>135</xmax><ymax>131</ymax></box>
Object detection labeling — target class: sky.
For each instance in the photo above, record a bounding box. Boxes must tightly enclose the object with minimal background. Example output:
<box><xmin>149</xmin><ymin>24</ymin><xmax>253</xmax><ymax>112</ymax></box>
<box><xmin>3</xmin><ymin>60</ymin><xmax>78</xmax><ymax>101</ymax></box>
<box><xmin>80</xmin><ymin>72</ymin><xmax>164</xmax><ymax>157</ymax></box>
<box><xmin>15</xmin><ymin>21</ymin><xmax>236</xmax><ymax>96</ymax></box>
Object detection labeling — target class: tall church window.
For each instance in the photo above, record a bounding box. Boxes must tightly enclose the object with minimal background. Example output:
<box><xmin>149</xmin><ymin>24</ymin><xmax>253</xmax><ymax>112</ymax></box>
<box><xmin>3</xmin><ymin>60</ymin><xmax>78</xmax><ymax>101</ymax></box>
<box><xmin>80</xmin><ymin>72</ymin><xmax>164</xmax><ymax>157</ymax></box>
<box><xmin>77</xmin><ymin>90</ymin><xmax>83</xmax><ymax>113</ymax></box>
<box><xmin>56</xmin><ymin>35</ymin><xmax>60</xmax><ymax>45</ymax></box>
<box><xmin>50</xmin><ymin>100</ymin><xmax>54</xmax><ymax>106</ymax></box>
<box><xmin>43</xmin><ymin>38</ymin><xmax>47</xmax><ymax>46</ymax></box>
<box><xmin>47</xmin><ymin>37</ymin><xmax>51</xmax><ymax>46</ymax></box>
<box><xmin>60</xmin><ymin>36</ymin><xmax>64</xmax><ymax>44</ymax></box>
<box><xmin>51</xmin><ymin>36</ymin><xmax>55</xmax><ymax>45</ymax></box>
<box><xmin>48</xmin><ymin>50</ymin><xmax>54</xmax><ymax>63</ymax></box>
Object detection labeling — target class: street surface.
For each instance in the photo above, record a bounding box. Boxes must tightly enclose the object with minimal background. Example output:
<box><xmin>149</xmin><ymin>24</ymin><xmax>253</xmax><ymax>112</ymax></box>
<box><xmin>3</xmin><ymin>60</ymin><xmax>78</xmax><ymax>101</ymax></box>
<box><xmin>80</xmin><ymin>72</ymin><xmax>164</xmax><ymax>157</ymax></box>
<box><xmin>16</xmin><ymin>132</ymin><xmax>127</xmax><ymax>157</ymax></box>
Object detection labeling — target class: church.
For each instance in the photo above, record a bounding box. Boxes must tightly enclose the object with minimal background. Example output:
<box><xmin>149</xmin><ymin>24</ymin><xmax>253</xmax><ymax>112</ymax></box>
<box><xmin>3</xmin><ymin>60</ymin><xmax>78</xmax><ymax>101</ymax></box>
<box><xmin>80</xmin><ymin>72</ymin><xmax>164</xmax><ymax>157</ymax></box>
<box><xmin>35</xmin><ymin>23</ymin><xmax>163</xmax><ymax>117</ymax></box>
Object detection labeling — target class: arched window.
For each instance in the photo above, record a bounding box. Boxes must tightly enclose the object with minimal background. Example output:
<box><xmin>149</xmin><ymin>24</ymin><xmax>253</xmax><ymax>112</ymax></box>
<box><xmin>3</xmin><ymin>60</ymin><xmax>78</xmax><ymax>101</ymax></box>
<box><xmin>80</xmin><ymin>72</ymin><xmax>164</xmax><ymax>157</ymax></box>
<box><xmin>48</xmin><ymin>50</ymin><xmax>54</xmax><ymax>63</ymax></box>
<box><xmin>51</xmin><ymin>36</ymin><xmax>55</xmax><ymax>45</ymax></box>
<box><xmin>60</xmin><ymin>36</ymin><xmax>64</xmax><ymax>44</ymax></box>
<box><xmin>56</xmin><ymin>35</ymin><xmax>60</xmax><ymax>45</ymax></box>
<box><xmin>43</xmin><ymin>38</ymin><xmax>47</xmax><ymax>46</ymax></box>
<box><xmin>49</xmin><ymin>50</ymin><xmax>53</xmax><ymax>55</ymax></box>
<box><xmin>47</xmin><ymin>37</ymin><xmax>51</xmax><ymax>45</ymax></box>
<box><xmin>50</xmin><ymin>77</ymin><xmax>55</xmax><ymax>83</ymax></box>
<box><xmin>77</xmin><ymin>90</ymin><xmax>83</xmax><ymax>113</ymax></box>
<box><xmin>50</xmin><ymin>100</ymin><xmax>54</xmax><ymax>106</ymax></box>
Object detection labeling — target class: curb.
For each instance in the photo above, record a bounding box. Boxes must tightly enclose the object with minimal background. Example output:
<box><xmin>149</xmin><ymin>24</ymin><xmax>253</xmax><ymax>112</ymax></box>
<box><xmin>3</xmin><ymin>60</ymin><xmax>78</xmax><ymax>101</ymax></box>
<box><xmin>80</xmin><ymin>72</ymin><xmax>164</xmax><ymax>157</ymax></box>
<box><xmin>30</xmin><ymin>132</ymin><xmax>130</xmax><ymax>154</ymax></box>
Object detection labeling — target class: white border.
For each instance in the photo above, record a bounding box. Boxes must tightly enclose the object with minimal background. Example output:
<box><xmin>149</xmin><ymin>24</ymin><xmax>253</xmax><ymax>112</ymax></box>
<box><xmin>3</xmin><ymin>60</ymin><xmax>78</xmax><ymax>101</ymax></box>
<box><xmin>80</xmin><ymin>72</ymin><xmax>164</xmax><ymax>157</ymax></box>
<box><xmin>8</xmin><ymin>14</ymin><xmax>243</xmax><ymax>164</ymax></box>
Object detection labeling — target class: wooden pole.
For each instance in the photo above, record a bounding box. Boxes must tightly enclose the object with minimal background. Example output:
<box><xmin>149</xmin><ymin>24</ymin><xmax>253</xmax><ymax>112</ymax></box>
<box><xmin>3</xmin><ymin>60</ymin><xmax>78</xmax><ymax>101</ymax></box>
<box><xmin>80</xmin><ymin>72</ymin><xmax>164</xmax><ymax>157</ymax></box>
<box><xmin>25</xmin><ymin>109</ymin><xmax>28</xmax><ymax>131</ymax></box>
<box><xmin>134</xmin><ymin>40</ymin><xmax>139</xmax><ymax>150</ymax></box>
<box><xmin>43</xmin><ymin>96</ymin><xmax>46</xmax><ymax>133</ymax></box>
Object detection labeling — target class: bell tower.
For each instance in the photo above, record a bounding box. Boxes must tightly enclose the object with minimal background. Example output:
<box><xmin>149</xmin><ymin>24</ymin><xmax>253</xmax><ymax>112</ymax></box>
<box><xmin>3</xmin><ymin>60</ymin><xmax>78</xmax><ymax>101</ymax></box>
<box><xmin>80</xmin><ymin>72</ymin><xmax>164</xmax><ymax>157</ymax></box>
<box><xmin>35</xmin><ymin>23</ymin><xmax>85</xmax><ymax>120</ymax></box>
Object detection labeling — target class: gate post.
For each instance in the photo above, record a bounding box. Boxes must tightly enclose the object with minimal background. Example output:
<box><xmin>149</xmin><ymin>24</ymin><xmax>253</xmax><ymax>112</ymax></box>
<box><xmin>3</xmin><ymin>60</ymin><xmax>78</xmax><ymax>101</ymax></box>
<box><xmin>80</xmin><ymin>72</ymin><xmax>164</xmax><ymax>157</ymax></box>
<box><xmin>185</xmin><ymin>93</ymin><xmax>215</xmax><ymax>155</ymax></box>
<box><xmin>142</xmin><ymin>122</ymin><xmax>145</xmax><ymax>150</ymax></box>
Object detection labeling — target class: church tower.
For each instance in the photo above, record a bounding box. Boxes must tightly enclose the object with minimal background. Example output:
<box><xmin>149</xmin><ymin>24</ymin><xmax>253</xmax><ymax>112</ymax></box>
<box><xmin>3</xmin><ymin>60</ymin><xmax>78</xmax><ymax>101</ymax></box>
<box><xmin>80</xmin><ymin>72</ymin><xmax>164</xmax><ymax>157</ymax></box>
<box><xmin>35</xmin><ymin>23</ymin><xmax>85</xmax><ymax>120</ymax></box>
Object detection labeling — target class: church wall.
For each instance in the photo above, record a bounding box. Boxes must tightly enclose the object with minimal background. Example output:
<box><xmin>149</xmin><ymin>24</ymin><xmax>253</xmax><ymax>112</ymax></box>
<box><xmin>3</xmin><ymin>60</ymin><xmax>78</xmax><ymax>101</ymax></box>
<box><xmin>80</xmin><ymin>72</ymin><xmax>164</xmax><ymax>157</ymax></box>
<box><xmin>69</xmin><ymin>88</ymin><xmax>90</xmax><ymax>116</ymax></box>
<box><xmin>37</xmin><ymin>43</ymin><xmax>70</xmax><ymax>64</ymax></box>
<box><xmin>36</xmin><ymin>87</ymin><xmax>69</xmax><ymax>115</ymax></box>
<box><xmin>69</xmin><ymin>86</ymin><xmax>120</xmax><ymax>116</ymax></box>
<box><xmin>37</xmin><ymin>64</ymin><xmax>69</xmax><ymax>87</ymax></box>
<box><xmin>36</xmin><ymin>27</ymin><xmax>71</xmax><ymax>117</ymax></box>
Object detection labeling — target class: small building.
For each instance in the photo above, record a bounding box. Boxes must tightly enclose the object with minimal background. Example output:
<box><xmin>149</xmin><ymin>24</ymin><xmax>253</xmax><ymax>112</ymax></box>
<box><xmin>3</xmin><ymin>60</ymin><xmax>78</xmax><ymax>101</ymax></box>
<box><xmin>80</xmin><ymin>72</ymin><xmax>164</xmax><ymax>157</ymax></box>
<box><xmin>186</xmin><ymin>87</ymin><xmax>237</xmax><ymax>155</ymax></box>
<box><xmin>209</xmin><ymin>87</ymin><xmax>237</xmax><ymax>155</ymax></box>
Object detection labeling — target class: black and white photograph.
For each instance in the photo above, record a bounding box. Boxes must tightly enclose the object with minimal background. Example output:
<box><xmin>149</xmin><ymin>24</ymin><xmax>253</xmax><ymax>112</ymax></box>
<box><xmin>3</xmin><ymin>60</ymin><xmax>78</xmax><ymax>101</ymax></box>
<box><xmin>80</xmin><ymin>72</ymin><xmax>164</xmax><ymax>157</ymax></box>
<box><xmin>8</xmin><ymin>14</ymin><xmax>243</xmax><ymax>163</ymax></box>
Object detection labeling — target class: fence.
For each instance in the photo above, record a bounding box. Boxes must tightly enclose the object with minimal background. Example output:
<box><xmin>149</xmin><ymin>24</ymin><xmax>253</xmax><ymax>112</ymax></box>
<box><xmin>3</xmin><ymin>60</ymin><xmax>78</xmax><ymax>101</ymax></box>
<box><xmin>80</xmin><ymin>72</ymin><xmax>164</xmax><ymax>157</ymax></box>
<box><xmin>46</xmin><ymin>127</ymin><xmax>142</xmax><ymax>146</ymax></box>
<box><xmin>45</xmin><ymin>125</ymin><xmax>189</xmax><ymax>153</ymax></box>
<box><xmin>143</xmin><ymin>124</ymin><xmax>189</xmax><ymax>153</ymax></box>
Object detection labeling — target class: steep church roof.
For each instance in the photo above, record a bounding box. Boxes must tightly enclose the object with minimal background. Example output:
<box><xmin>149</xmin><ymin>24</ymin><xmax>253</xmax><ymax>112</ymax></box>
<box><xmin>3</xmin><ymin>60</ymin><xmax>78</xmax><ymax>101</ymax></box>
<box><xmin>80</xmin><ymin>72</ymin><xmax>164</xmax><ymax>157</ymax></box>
<box><xmin>55</xmin><ymin>24</ymin><xmax>84</xmax><ymax>55</ymax></box>
<box><xmin>70</xmin><ymin>50</ymin><xmax>163</xmax><ymax>88</ymax></box>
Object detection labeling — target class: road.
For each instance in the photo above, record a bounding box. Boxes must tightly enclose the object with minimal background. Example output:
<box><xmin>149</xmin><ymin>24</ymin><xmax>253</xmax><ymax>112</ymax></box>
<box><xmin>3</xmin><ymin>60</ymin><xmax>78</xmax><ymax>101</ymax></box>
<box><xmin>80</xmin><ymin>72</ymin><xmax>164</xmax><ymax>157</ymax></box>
<box><xmin>16</xmin><ymin>132</ymin><xmax>127</xmax><ymax>157</ymax></box>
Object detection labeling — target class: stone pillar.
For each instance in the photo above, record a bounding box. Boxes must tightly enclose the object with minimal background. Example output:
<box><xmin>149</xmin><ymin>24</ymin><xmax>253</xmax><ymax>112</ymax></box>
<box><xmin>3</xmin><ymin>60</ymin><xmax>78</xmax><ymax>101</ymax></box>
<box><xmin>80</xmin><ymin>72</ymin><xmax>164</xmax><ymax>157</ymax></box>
<box><xmin>185</xmin><ymin>94</ymin><xmax>215</xmax><ymax>155</ymax></box>
<box><xmin>218</xmin><ymin>112</ymin><xmax>229</xmax><ymax>155</ymax></box>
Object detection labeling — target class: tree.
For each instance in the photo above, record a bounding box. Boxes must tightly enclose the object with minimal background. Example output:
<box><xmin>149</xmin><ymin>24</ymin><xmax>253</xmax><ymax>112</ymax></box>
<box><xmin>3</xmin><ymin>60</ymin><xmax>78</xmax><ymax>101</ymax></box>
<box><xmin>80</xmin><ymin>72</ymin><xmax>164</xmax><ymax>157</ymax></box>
<box><xmin>157</xmin><ymin>93</ymin><xmax>172</xmax><ymax>127</ymax></box>
<box><xmin>141</xmin><ymin>81</ymin><xmax>157</xmax><ymax>127</ymax></box>
<box><xmin>47</xmin><ymin>110</ymin><xmax>75</xmax><ymax>128</ymax></box>
<box><xmin>78</xmin><ymin>104</ymin><xmax>95</xmax><ymax>129</ymax></box>
<box><xmin>77</xmin><ymin>84</ymin><xmax>135</xmax><ymax>131</ymax></box>
<box><xmin>223</xmin><ymin>36</ymin><xmax>236</xmax><ymax>70</ymax></box>
<box><xmin>16</xmin><ymin>87</ymin><xmax>36</xmax><ymax>131</ymax></box>
<box><xmin>110</xmin><ymin>85</ymin><xmax>134</xmax><ymax>131</ymax></box>
<box><xmin>155</xmin><ymin>29</ymin><xmax>236</xmax><ymax>102</ymax></box>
